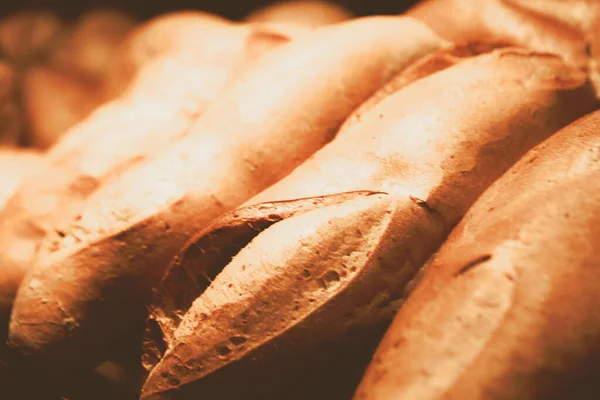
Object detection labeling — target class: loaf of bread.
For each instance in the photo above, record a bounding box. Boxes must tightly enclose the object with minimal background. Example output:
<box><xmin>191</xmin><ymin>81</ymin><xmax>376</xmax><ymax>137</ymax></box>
<box><xmin>139</xmin><ymin>48</ymin><xmax>596</xmax><ymax>399</ymax></box>
<box><xmin>103</xmin><ymin>11</ymin><xmax>235</xmax><ymax>99</ymax></box>
<box><xmin>244</xmin><ymin>0</ymin><xmax>353</xmax><ymax>27</ymax></box>
<box><xmin>340</xmin><ymin>41</ymin><xmax>510</xmax><ymax>132</ymax></box>
<box><xmin>0</xmin><ymin>16</ymin><xmax>291</xmax><ymax>323</ymax></box>
<box><xmin>8</xmin><ymin>16</ymin><xmax>446</xmax><ymax>370</ymax></box>
<box><xmin>406</xmin><ymin>0</ymin><xmax>600</xmax><ymax>94</ymax></box>
<box><xmin>355</xmin><ymin>109</ymin><xmax>600</xmax><ymax>400</ymax></box>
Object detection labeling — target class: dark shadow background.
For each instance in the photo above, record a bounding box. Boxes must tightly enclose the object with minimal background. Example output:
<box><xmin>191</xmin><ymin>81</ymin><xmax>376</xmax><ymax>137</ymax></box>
<box><xmin>0</xmin><ymin>0</ymin><xmax>420</xmax><ymax>21</ymax></box>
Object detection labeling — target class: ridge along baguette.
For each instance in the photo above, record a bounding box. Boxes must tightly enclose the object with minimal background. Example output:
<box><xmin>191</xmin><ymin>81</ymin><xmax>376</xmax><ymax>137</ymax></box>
<box><xmin>244</xmin><ymin>0</ymin><xmax>353</xmax><ymax>27</ymax></box>
<box><xmin>0</xmin><ymin>17</ymin><xmax>296</xmax><ymax>323</ymax></box>
<box><xmin>406</xmin><ymin>0</ymin><xmax>600</xmax><ymax>95</ymax></box>
<box><xmin>138</xmin><ymin>47</ymin><xmax>597</xmax><ymax>400</ymax></box>
<box><xmin>355</xmin><ymin>109</ymin><xmax>600</xmax><ymax>400</ymax></box>
<box><xmin>8</xmin><ymin>16</ymin><xmax>447</xmax><ymax>370</ymax></box>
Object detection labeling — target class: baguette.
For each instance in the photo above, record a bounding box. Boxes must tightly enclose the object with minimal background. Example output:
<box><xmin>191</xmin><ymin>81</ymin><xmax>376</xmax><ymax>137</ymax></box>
<box><xmin>0</xmin><ymin>61</ymin><xmax>22</xmax><ymax>145</ymax></box>
<box><xmin>355</xmin><ymin>109</ymin><xmax>600</xmax><ymax>400</ymax></box>
<box><xmin>0</xmin><ymin>19</ymin><xmax>292</xmax><ymax>321</ymax></box>
<box><xmin>8</xmin><ymin>16</ymin><xmax>447</xmax><ymax>369</ymax></box>
<box><xmin>406</xmin><ymin>0</ymin><xmax>600</xmax><ymax>94</ymax></box>
<box><xmin>104</xmin><ymin>12</ymin><xmax>312</xmax><ymax>100</ymax></box>
<box><xmin>103</xmin><ymin>11</ymin><xmax>234</xmax><ymax>99</ymax></box>
<box><xmin>244</xmin><ymin>0</ymin><xmax>353</xmax><ymax>27</ymax></box>
<box><xmin>340</xmin><ymin>41</ymin><xmax>510</xmax><ymax>132</ymax></box>
<box><xmin>139</xmin><ymin>48</ymin><xmax>597</xmax><ymax>400</ymax></box>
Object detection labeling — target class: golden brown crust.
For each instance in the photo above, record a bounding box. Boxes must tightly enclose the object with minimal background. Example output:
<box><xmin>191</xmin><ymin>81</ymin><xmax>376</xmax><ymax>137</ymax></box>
<box><xmin>102</xmin><ymin>11</ymin><xmax>232</xmax><ymax>99</ymax></box>
<box><xmin>406</xmin><ymin>0</ymin><xmax>600</xmax><ymax>95</ymax></box>
<box><xmin>205</xmin><ymin>22</ymin><xmax>312</xmax><ymax>95</ymax></box>
<box><xmin>235</xmin><ymin>22</ymin><xmax>309</xmax><ymax>65</ymax></box>
<box><xmin>0</xmin><ymin>60</ymin><xmax>200</xmax><ymax>319</ymax></box>
<box><xmin>244</xmin><ymin>0</ymin><xmax>353</xmax><ymax>27</ymax></box>
<box><xmin>355</xmin><ymin>110</ymin><xmax>600</xmax><ymax>400</ymax></box>
<box><xmin>8</xmin><ymin>17</ymin><xmax>446</xmax><ymax>369</ymax></box>
<box><xmin>0</xmin><ymin>18</ymin><xmax>279</xmax><ymax>323</ymax></box>
<box><xmin>103</xmin><ymin>15</ymin><xmax>305</xmax><ymax>102</ymax></box>
<box><xmin>140</xmin><ymin>48</ymin><xmax>597</xmax><ymax>399</ymax></box>
<box><xmin>341</xmin><ymin>41</ymin><xmax>512</xmax><ymax>132</ymax></box>
<box><xmin>143</xmin><ymin>190</ymin><xmax>381</xmax><ymax>375</ymax></box>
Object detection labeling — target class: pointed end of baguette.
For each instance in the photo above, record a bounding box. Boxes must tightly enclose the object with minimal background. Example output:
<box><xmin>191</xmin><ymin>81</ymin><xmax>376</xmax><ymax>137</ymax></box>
<box><xmin>142</xmin><ymin>191</ymin><xmax>396</xmax><ymax>398</ymax></box>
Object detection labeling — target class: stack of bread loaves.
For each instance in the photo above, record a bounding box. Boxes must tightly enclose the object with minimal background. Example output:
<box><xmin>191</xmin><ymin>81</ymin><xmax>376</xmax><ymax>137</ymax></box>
<box><xmin>0</xmin><ymin>1</ymin><xmax>599</xmax><ymax>399</ymax></box>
